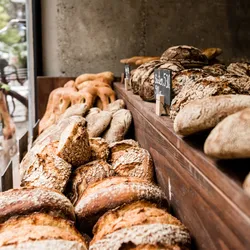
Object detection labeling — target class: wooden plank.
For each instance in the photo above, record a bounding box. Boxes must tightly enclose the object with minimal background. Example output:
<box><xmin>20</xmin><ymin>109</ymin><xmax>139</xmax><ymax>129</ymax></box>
<box><xmin>0</xmin><ymin>160</ymin><xmax>13</xmax><ymax>192</ymax></box>
<box><xmin>114</xmin><ymin>82</ymin><xmax>250</xmax><ymax>250</ymax></box>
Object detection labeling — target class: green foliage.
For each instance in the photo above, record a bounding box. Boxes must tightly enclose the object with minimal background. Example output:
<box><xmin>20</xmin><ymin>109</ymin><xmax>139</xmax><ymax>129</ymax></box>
<box><xmin>0</xmin><ymin>0</ymin><xmax>22</xmax><ymax>46</ymax></box>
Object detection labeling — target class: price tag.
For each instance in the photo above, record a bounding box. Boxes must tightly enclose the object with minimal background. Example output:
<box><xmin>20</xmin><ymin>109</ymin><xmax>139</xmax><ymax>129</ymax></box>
<box><xmin>154</xmin><ymin>69</ymin><xmax>172</xmax><ymax>106</ymax></box>
<box><xmin>124</xmin><ymin>64</ymin><xmax>131</xmax><ymax>79</ymax></box>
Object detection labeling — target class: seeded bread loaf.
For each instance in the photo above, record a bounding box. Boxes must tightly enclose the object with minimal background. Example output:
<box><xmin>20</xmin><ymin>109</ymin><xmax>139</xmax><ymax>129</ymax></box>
<box><xmin>85</xmin><ymin>108</ymin><xmax>112</xmax><ymax>137</ymax></box>
<box><xmin>21</xmin><ymin>143</ymin><xmax>72</xmax><ymax>192</ymax></box>
<box><xmin>174</xmin><ymin>95</ymin><xmax>250</xmax><ymax>136</ymax></box>
<box><xmin>57</xmin><ymin>120</ymin><xmax>91</xmax><ymax>166</ymax></box>
<box><xmin>91</xmin><ymin>201</ymin><xmax>190</xmax><ymax>250</ymax></box>
<box><xmin>111</xmin><ymin>147</ymin><xmax>154</xmax><ymax>181</ymax></box>
<box><xmin>75</xmin><ymin>177</ymin><xmax>167</xmax><ymax>231</ymax></box>
<box><xmin>204</xmin><ymin>108</ymin><xmax>250</xmax><ymax>158</ymax></box>
<box><xmin>103</xmin><ymin>109</ymin><xmax>132</xmax><ymax>143</ymax></box>
<box><xmin>0</xmin><ymin>187</ymin><xmax>75</xmax><ymax>223</ymax></box>
<box><xmin>66</xmin><ymin>160</ymin><xmax>114</xmax><ymax>205</ymax></box>
<box><xmin>89</xmin><ymin>137</ymin><xmax>110</xmax><ymax>161</ymax></box>
<box><xmin>109</xmin><ymin>139</ymin><xmax>140</xmax><ymax>163</ymax></box>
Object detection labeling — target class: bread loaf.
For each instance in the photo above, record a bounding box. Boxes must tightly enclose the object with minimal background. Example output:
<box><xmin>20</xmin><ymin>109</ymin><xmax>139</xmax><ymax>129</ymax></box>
<box><xmin>21</xmin><ymin>142</ymin><xmax>71</xmax><ymax>192</ymax></box>
<box><xmin>91</xmin><ymin>201</ymin><xmax>190</xmax><ymax>250</ymax></box>
<box><xmin>243</xmin><ymin>173</ymin><xmax>250</xmax><ymax>196</ymax></box>
<box><xmin>104</xmin><ymin>99</ymin><xmax>125</xmax><ymax>115</ymax></box>
<box><xmin>119</xmin><ymin>243</ymin><xmax>188</xmax><ymax>250</ymax></box>
<box><xmin>66</xmin><ymin>160</ymin><xmax>114</xmax><ymax>205</ymax></box>
<box><xmin>89</xmin><ymin>137</ymin><xmax>109</xmax><ymax>161</ymax></box>
<box><xmin>0</xmin><ymin>187</ymin><xmax>75</xmax><ymax>223</ymax></box>
<box><xmin>174</xmin><ymin>95</ymin><xmax>250</xmax><ymax>136</ymax></box>
<box><xmin>111</xmin><ymin>147</ymin><xmax>154</xmax><ymax>181</ymax></box>
<box><xmin>86</xmin><ymin>108</ymin><xmax>112</xmax><ymax>137</ymax></box>
<box><xmin>109</xmin><ymin>139</ymin><xmax>140</xmax><ymax>163</ymax></box>
<box><xmin>204</xmin><ymin>108</ymin><xmax>250</xmax><ymax>158</ymax></box>
<box><xmin>161</xmin><ymin>45</ymin><xmax>208</xmax><ymax>67</ymax></box>
<box><xmin>57</xmin><ymin>120</ymin><xmax>91</xmax><ymax>166</ymax></box>
<box><xmin>202</xmin><ymin>48</ymin><xmax>222</xmax><ymax>60</ymax></box>
<box><xmin>227</xmin><ymin>62</ymin><xmax>250</xmax><ymax>77</ymax></box>
<box><xmin>135</xmin><ymin>57</ymin><xmax>161</xmax><ymax>66</ymax></box>
<box><xmin>58</xmin><ymin>104</ymin><xmax>89</xmax><ymax>122</ymax></box>
<box><xmin>75</xmin><ymin>177</ymin><xmax>167</xmax><ymax>231</ymax></box>
<box><xmin>103</xmin><ymin>109</ymin><xmax>132</xmax><ymax>143</ymax></box>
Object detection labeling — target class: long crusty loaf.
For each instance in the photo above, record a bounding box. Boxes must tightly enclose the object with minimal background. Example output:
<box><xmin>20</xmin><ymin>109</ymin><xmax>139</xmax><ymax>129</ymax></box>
<box><xmin>174</xmin><ymin>95</ymin><xmax>250</xmax><ymax>136</ymax></box>
<box><xmin>75</xmin><ymin>177</ymin><xmax>167</xmax><ymax>231</ymax></box>
<box><xmin>66</xmin><ymin>160</ymin><xmax>114</xmax><ymax>205</ymax></box>
<box><xmin>103</xmin><ymin>109</ymin><xmax>132</xmax><ymax>143</ymax></box>
<box><xmin>111</xmin><ymin>147</ymin><xmax>154</xmax><ymax>181</ymax></box>
<box><xmin>57</xmin><ymin>120</ymin><xmax>91</xmax><ymax>166</ymax></box>
<box><xmin>204</xmin><ymin>108</ymin><xmax>250</xmax><ymax>158</ymax></box>
<box><xmin>89</xmin><ymin>137</ymin><xmax>110</xmax><ymax>161</ymax></box>
<box><xmin>0</xmin><ymin>187</ymin><xmax>75</xmax><ymax>223</ymax></box>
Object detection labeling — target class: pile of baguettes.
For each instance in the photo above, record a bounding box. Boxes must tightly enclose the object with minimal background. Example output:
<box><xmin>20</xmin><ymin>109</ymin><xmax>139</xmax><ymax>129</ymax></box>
<box><xmin>0</xmin><ymin>97</ymin><xmax>191</xmax><ymax>249</ymax></box>
<box><xmin>121</xmin><ymin>45</ymin><xmax>250</xmax><ymax>195</ymax></box>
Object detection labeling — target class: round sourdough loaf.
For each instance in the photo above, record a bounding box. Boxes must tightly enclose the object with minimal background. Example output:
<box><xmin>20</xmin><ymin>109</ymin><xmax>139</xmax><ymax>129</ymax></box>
<box><xmin>204</xmin><ymin>108</ymin><xmax>250</xmax><ymax>158</ymax></box>
<box><xmin>57</xmin><ymin>120</ymin><xmax>91</xmax><ymax>166</ymax></box>
<box><xmin>103</xmin><ymin>109</ymin><xmax>132</xmax><ymax>143</ymax></box>
<box><xmin>174</xmin><ymin>95</ymin><xmax>250</xmax><ymax>136</ymax></box>
<box><xmin>21</xmin><ymin>141</ymin><xmax>72</xmax><ymax>192</ymax></box>
<box><xmin>109</xmin><ymin>139</ymin><xmax>140</xmax><ymax>163</ymax></box>
<box><xmin>66</xmin><ymin>160</ymin><xmax>114</xmax><ymax>205</ymax></box>
<box><xmin>0</xmin><ymin>187</ymin><xmax>75</xmax><ymax>223</ymax></box>
<box><xmin>111</xmin><ymin>147</ymin><xmax>154</xmax><ymax>181</ymax></box>
<box><xmin>0</xmin><ymin>213</ymin><xmax>88</xmax><ymax>248</ymax></box>
<box><xmin>92</xmin><ymin>201</ymin><xmax>185</xmax><ymax>244</ymax></box>
<box><xmin>75</xmin><ymin>177</ymin><xmax>167</xmax><ymax>231</ymax></box>
<box><xmin>89</xmin><ymin>137</ymin><xmax>110</xmax><ymax>161</ymax></box>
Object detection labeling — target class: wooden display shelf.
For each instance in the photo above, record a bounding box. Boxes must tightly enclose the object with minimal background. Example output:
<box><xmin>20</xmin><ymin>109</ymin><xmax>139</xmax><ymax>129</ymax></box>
<box><xmin>37</xmin><ymin>77</ymin><xmax>250</xmax><ymax>250</ymax></box>
<box><xmin>114</xmin><ymin>82</ymin><xmax>250</xmax><ymax>250</ymax></box>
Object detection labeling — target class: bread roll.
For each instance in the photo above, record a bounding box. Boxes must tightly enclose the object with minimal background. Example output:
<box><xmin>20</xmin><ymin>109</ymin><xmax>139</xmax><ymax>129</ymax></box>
<box><xmin>109</xmin><ymin>139</ymin><xmax>140</xmax><ymax>163</ymax></box>
<box><xmin>174</xmin><ymin>95</ymin><xmax>250</xmax><ymax>136</ymax></box>
<box><xmin>86</xmin><ymin>108</ymin><xmax>112</xmax><ymax>137</ymax></box>
<box><xmin>0</xmin><ymin>187</ymin><xmax>75</xmax><ymax>223</ymax></box>
<box><xmin>243</xmin><ymin>173</ymin><xmax>250</xmax><ymax>196</ymax></box>
<box><xmin>57</xmin><ymin>120</ymin><xmax>91</xmax><ymax>166</ymax></box>
<box><xmin>91</xmin><ymin>201</ymin><xmax>190</xmax><ymax>250</ymax></box>
<box><xmin>103</xmin><ymin>109</ymin><xmax>132</xmax><ymax>143</ymax></box>
<box><xmin>104</xmin><ymin>99</ymin><xmax>126</xmax><ymax>115</ymax></box>
<box><xmin>66</xmin><ymin>160</ymin><xmax>114</xmax><ymax>205</ymax></box>
<box><xmin>89</xmin><ymin>137</ymin><xmax>110</xmax><ymax>161</ymax></box>
<box><xmin>21</xmin><ymin>141</ymin><xmax>71</xmax><ymax>192</ymax></box>
<box><xmin>112</xmin><ymin>147</ymin><xmax>154</xmax><ymax>181</ymax></box>
<box><xmin>75</xmin><ymin>177</ymin><xmax>167</xmax><ymax>230</ymax></box>
<box><xmin>204</xmin><ymin>108</ymin><xmax>250</xmax><ymax>158</ymax></box>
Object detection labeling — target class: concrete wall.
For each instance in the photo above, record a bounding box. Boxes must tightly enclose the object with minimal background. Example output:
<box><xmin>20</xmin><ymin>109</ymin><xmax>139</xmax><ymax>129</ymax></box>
<box><xmin>41</xmin><ymin>0</ymin><xmax>250</xmax><ymax>76</ymax></box>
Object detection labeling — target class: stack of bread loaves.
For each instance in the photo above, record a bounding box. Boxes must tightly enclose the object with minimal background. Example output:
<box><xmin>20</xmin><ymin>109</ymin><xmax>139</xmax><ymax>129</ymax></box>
<box><xmin>13</xmin><ymin>80</ymin><xmax>192</xmax><ymax>249</ymax></box>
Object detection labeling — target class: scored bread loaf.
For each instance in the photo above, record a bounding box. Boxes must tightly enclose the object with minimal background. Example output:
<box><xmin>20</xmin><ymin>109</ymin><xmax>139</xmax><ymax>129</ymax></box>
<box><xmin>174</xmin><ymin>95</ymin><xmax>250</xmax><ymax>136</ymax></box>
<box><xmin>90</xmin><ymin>201</ymin><xmax>190</xmax><ymax>250</ymax></box>
<box><xmin>66</xmin><ymin>160</ymin><xmax>114</xmax><ymax>205</ymax></box>
<box><xmin>103</xmin><ymin>109</ymin><xmax>132</xmax><ymax>143</ymax></box>
<box><xmin>85</xmin><ymin>108</ymin><xmax>112</xmax><ymax>137</ymax></box>
<box><xmin>75</xmin><ymin>177</ymin><xmax>167</xmax><ymax>231</ymax></box>
<box><xmin>109</xmin><ymin>139</ymin><xmax>140</xmax><ymax>163</ymax></box>
<box><xmin>21</xmin><ymin>141</ymin><xmax>72</xmax><ymax>192</ymax></box>
<box><xmin>119</xmin><ymin>243</ymin><xmax>188</xmax><ymax>250</ymax></box>
<box><xmin>104</xmin><ymin>99</ymin><xmax>125</xmax><ymax>115</ymax></box>
<box><xmin>243</xmin><ymin>173</ymin><xmax>250</xmax><ymax>196</ymax></box>
<box><xmin>204</xmin><ymin>108</ymin><xmax>250</xmax><ymax>158</ymax></box>
<box><xmin>57</xmin><ymin>120</ymin><xmax>91</xmax><ymax>166</ymax></box>
<box><xmin>111</xmin><ymin>147</ymin><xmax>154</xmax><ymax>181</ymax></box>
<box><xmin>0</xmin><ymin>187</ymin><xmax>75</xmax><ymax>223</ymax></box>
<box><xmin>89</xmin><ymin>137</ymin><xmax>110</xmax><ymax>161</ymax></box>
